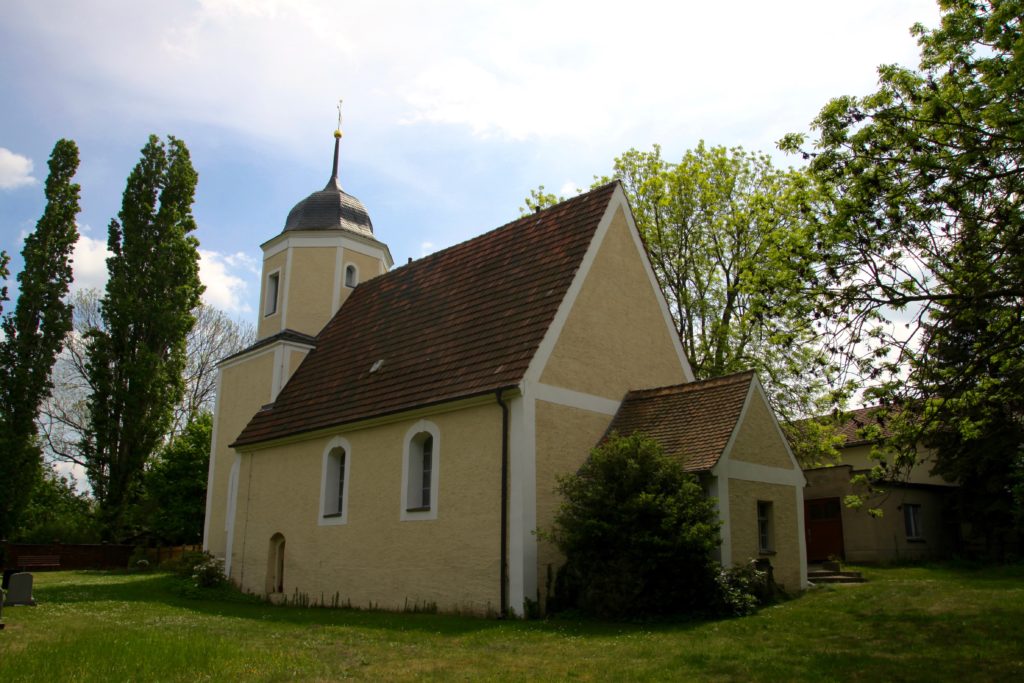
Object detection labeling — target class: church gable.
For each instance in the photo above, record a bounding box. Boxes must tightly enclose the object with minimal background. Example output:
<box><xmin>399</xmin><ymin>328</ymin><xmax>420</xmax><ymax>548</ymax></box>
<box><xmin>725</xmin><ymin>383</ymin><xmax>798</xmax><ymax>471</ymax></box>
<box><xmin>536</xmin><ymin>197</ymin><xmax>691</xmax><ymax>400</ymax></box>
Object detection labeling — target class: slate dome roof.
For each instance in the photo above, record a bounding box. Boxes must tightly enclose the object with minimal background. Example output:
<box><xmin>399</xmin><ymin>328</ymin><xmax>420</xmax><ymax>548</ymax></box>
<box><xmin>283</xmin><ymin>133</ymin><xmax>374</xmax><ymax>237</ymax></box>
<box><xmin>284</xmin><ymin>176</ymin><xmax>374</xmax><ymax>237</ymax></box>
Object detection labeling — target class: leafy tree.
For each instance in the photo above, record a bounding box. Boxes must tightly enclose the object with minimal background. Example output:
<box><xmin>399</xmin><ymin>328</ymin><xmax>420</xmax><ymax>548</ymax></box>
<box><xmin>173</xmin><ymin>305</ymin><xmax>254</xmax><ymax>435</ymax></box>
<box><xmin>519</xmin><ymin>185</ymin><xmax>565</xmax><ymax>216</ymax></box>
<box><xmin>547</xmin><ymin>433</ymin><xmax>722</xmax><ymax>618</ymax></box>
<box><xmin>781</xmin><ymin>0</ymin><xmax>1024</xmax><ymax>520</ymax></box>
<box><xmin>600</xmin><ymin>143</ymin><xmax>840</xmax><ymax>460</ymax></box>
<box><xmin>0</xmin><ymin>139</ymin><xmax>80</xmax><ymax>539</ymax></box>
<box><xmin>0</xmin><ymin>250</ymin><xmax>8</xmax><ymax>315</ymax></box>
<box><xmin>84</xmin><ymin>135</ymin><xmax>204</xmax><ymax>540</ymax></box>
<box><xmin>139</xmin><ymin>412</ymin><xmax>212</xmax><ymax>545</ymax></box>
<box><xmin>11</xmin><ymin>467</ymin><xmax>100</xmax><ymax>544</ymax></box>
<box><xmin>41</xmin><ymin>291</ymin><xmax>252</xmax><ymax>469</ymax></box>
<box><xmin>37</xmin><ymin>289</ymin><xmax>102</xmax><ymax>469</ymax></box>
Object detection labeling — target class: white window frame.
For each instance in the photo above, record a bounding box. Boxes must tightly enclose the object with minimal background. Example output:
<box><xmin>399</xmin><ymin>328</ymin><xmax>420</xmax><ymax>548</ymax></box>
<box><xmin>400</xmin><ymin>420</ymin><xmax>440</xmax><ymax>521</ymax></box>
<box><xmin>757</xmin><ymin>500</ymin><xmax>774</xmax><ymax>554</ymax></box>
<box><xmin>344</xmin><ymin>263</ymin><xmax>359</xmax><ymax>288</ymax></box>
<box><xmin>319</xmin><ymin>436</ymin><xmax>352</xmax><ymax>526</ymax></box>
<box><xmin>904</xmin><ymin>503</ymin><xmax>923</xmax><ymax>540</ymax></box>
<box><xmin>264</xmin><ymin>269</ymin><xmax>281</xmax><ymax>317</ymax></box>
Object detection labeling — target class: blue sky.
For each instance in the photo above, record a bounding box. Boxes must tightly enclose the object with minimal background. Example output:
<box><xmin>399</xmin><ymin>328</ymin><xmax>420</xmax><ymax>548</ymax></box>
<box><xmin>1</xmin><ymin>0</ymin><xmax>940</xmax><ymax>320</ymax></box>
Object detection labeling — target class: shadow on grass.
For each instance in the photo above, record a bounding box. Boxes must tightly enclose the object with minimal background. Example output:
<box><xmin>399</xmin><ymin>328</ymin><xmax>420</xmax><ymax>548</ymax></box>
<box><xmin>35</xmin><ymin>562</ymin><xmax>1022</xmax><ymax>642</ymax></box>
<box><xmin>31</xmin><ymin>570</ymin><xmax>720</xmax><ymax>639</ymax></box>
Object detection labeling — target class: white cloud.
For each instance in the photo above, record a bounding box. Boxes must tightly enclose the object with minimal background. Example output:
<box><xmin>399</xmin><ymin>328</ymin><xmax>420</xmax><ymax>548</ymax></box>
<box><xmin>559</xmin><ymin>181</ymin><xmax>579</xmax><ymax>197</ymax></box>
<box><xmin>199</xmin><ymin>249</ymin><xmax>255</xmax><ymax>314</ymax></box>
<box><xmin>70</xmin><ymin>232</ymin><xmax>112</xmax><ymax>293</ymax></box>
<box><xmin>69</xmin><ymin>234</ymin><xmax>254</xmax><ymax>314</ymax></box>
<box><xmin>2</xmin><ymin>0</ymin><xmax>939</xmax><ymax>156</ymax></box>
<box><xmin>420</xmin><ymin>241</ymin><xmax>435</xmax><ymax>257</ymax></box>
<box><xmin>0</xmin><ymin>147</ymin><xmax>36</xmax><ymax>190</ymax></box>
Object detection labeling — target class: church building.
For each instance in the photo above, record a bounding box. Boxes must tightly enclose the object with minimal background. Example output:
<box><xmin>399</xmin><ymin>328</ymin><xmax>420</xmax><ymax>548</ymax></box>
<box><xmin>203</xmin><ymin>130</ymin><xmax>808</xmax><ymax>615</ymax></box>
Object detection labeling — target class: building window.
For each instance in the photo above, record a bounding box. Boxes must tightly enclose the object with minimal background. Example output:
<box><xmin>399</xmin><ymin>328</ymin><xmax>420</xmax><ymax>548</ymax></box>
<box><xmin>757</xmin><ymin>501</ymin><xmax>774</xmax><ymax>553</ymax></box>
<box><xmin>345</xmin><ymin>264</ymin><xmax>358</xmax><ymax>287</ymax></box>
<box><xmin>904</xmin><ymin>503</ymin><xmax>923</xmax><ymax>540</ymax></box>
<box><xmin>419</xmin><ymin>436</ymin><xmax>433</xmax><ymax>508</ymax></box>
<box><xmin>319</xmin><ymin>437</ymin><xmax>351</xmax><ymax>525</ymax></box>
<box><xmin>401</xmin><ymin>421</ymin><xmax>439</xmax><ymax>520</ymax></box>
<box><xmin>264</xmin><ymin>271</ymin><xmax>280</xmax><ymax>316</ymax></box>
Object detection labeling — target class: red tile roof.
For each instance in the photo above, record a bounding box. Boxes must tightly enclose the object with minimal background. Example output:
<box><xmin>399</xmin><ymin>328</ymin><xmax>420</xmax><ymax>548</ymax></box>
<box><xmin>836</xmin><ymin>406</ymin><xmax>894</xmax><ymax>447</ymax></box>
<box><xmin>233</xmin><ymin>182</ymin><xmax>619</xmax><ymax>447</ymax></box>
<box><xmin>603</xmin><ymin>371</ymin><xmax>755</xmax><ymax>471</ymax></box>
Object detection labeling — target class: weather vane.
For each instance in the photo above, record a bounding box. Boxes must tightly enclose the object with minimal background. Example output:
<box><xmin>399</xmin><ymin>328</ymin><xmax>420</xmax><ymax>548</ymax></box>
<box><xmin>335</xmin><ymin>99</ymin><xmax>344</xmax><ymax>139</ymax></box>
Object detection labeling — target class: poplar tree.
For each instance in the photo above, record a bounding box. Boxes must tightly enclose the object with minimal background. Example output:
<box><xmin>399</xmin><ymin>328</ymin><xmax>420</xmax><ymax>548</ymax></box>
<box><xmin>0</xmin><ymin>139</ymin><xmax>81</xmax><ymax>539</ymax></box>
<box><xmin>84</xmin><ymin>135</ymin><xmax>204</xmax><ymax>540</ymax></box>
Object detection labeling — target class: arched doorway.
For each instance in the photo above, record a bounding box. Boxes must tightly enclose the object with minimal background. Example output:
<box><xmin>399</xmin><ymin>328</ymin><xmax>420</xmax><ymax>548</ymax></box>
<box><xmin>266</xmin><ymin>533</ymin><xmax>285</xmax><ymax>594</ymax></box>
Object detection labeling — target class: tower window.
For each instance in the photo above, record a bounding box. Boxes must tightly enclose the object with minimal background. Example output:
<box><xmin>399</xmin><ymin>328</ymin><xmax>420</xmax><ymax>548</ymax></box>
<box><xmin>264</xmin><ymin>271</ymin><xmax>280</xmax><ymax>316</ymax></box>
<box><xmin>345</xmin><ymin>264</ymin><xmax>358</xmax><ymax>288</ymax></box>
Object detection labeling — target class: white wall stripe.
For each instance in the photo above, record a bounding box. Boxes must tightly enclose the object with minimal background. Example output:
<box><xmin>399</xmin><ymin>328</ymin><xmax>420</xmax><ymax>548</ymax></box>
<box><xmin>533</xmin><ymin>382</ymin><xmax>621</xmax><ymax>415</ymax></box>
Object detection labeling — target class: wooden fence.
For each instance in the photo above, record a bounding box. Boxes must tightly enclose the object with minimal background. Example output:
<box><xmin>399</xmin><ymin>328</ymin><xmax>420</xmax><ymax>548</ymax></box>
<box><xmin>141</xmin><ymin>544</ymin><xmax>203</xmax><ymax>565</ymax></box>
<box><xmin>1</xmin><ymin>542</ymin><xmax>134</xmax><ymax>570</ymax></box>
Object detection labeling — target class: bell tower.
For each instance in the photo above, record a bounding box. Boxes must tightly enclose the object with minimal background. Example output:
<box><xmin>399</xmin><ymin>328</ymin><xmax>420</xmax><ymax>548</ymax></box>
<box><xmin>256</xmin><ymin>110</ymin><xmax>393</xmax><ymax>341</ymax></box>
<box><xmin>204</xmin><ymin>111</ymin><xmax>392</xmax><ymax>567</ymax></box>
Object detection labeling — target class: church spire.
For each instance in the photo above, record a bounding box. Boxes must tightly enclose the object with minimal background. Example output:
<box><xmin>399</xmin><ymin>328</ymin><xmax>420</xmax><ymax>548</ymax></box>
<box><xmin>330</xmin><ymin>99</ymin><xmax>343</xmax><ymax>187</ymax></box>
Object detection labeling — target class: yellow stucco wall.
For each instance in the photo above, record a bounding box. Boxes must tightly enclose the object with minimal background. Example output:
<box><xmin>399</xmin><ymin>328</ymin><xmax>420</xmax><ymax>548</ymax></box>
<box><xmin>839</xmin><ymin>444</ymin><xmax>953</xmax><ymax>486</ymax></box>
<box><xmin>728</xmin><ymin>479</ymin><xmax>801</xmax><ymax>590</ymax></box>
<box><xmin>729</xmin><ymin>391</ymin><xmax>795</xmax><ymax>469</ymax></box>
<box><xmin>230</xmin><ymin>402</ymin><xmax>505</xmax><ymax>614</ymax></box>
<box><xmin>285</xmin><ymin>247</ymin><xmax>338</xmax><ymax>337</ymax></box>
<box><xmin>206</xmin><ymin>350</ymin><xmax>277</xmax><ymax>558</ymax></box>
<box><xmin>346</xmin><ymin>249</ymin><xmax>386</xmax><ymax>285</ymax></box>
<box><xmin>533</xmin><ymin>400</ymin><xmax>616</xmax><ymax>606</ymax></box>
<box><xmin>539</xmin><ymin>207</ymin><xmax>686</xmax><ymax>399</ymax></box>
<box><xmin>287</xmin><ymin>349</ymin><xmax>309</xmax><ymax>383</ymax></box>
<box><xmin>257</xmin><ymin>251</ymin><xmax>287</xmax><ymax>340</ymax></box>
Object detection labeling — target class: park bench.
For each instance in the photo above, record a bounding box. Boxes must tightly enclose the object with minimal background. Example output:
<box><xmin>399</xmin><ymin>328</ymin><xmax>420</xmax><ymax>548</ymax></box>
<box><xmin>16</xmin><ymin>555</ymin><xmax>60</xmax><ymax>571</ymax></box>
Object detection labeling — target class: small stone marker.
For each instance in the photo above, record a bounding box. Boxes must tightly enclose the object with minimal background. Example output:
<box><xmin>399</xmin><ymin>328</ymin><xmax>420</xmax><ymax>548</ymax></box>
<box><xmin>3</xmin><ymin>572</ymin><xmax>36</xmax><ymax>606</ymax></box>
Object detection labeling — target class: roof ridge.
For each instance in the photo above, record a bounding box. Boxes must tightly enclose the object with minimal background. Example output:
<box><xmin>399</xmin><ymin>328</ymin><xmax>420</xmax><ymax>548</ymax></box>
<box><xmin>387</xmin><ymin>181</ymin><xmax>619</xmax><ymax>275</ymax></box>
<box><xmin>624</xmin><ymin>370</ymin><xmax>755</xmax><ymax>400</ymax></box>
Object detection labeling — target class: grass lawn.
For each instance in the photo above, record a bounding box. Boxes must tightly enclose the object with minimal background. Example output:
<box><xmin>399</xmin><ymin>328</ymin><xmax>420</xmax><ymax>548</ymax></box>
<box><xmin>1</xmin><ymin>563</ymin><xmax>1022</xmax><ymax>681</ymax></box>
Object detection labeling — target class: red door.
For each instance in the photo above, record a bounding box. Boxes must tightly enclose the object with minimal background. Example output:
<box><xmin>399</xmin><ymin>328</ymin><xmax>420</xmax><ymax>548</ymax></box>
<box><xmin>805</xmin><ymin>497</ymin><xmax>845</xmax><ymax>562</ymax></box>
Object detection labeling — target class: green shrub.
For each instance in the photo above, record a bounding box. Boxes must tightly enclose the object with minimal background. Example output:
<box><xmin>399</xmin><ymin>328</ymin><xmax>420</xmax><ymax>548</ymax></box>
<box><xmin>162</xmin><ymin>551</ymin><xmax>208</xmax><ymax>577</ymax></box>
<box><xmin>546</xmin><ymin>433</ymin><xmax>728</xmax><ymax>619</ymax></box>
<box><xmin>714</xmin><ymin>561</ymin><xmax>774</xmax><ymax>616</ymax></box>
<box><xmin>191</xmin><ymin>554</ymin><xmax>226</xmax><ymax>588</ymax></box>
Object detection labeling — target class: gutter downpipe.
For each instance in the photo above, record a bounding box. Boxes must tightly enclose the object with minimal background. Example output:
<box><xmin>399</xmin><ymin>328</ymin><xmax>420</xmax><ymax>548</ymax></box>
<box><xmin>496</xmin><ymin>388</ymin><xmax>510</xmax><ymax>617</ymax></box>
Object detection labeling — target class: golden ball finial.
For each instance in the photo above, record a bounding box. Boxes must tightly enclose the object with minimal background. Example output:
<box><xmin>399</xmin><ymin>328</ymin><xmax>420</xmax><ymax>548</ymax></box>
<box><xmin>334</xmin><ymin>129</ymin><xmax>343</xmax><ymax>139</ymax></box>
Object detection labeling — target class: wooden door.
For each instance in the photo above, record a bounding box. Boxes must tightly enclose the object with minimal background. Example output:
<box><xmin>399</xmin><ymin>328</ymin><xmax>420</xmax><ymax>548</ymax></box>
<box><xmin>805</xmin><ymin>497</ymin><xmax>845</xmax><ymax>562</ymax></box>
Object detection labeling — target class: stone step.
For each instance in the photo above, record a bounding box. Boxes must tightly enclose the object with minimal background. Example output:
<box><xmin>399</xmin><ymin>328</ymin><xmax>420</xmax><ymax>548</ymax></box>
<box><xmin>808</xmin><ymin>570</ymin><xmax>866</xmax><ymax>584</ymax></box>
<box><xmin>811</xmin><ymin>575</ymin><xmax>867</xmax><ymax>584</ymax></box>
<box><xmin>808</xmin><ymin>569</ymin><xmax>863</xmax><ymax>579</ymax></box>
